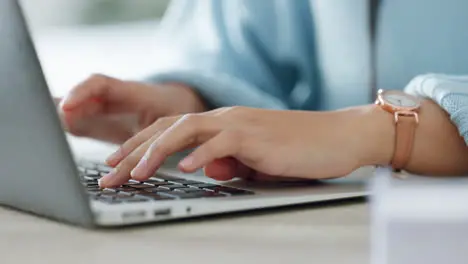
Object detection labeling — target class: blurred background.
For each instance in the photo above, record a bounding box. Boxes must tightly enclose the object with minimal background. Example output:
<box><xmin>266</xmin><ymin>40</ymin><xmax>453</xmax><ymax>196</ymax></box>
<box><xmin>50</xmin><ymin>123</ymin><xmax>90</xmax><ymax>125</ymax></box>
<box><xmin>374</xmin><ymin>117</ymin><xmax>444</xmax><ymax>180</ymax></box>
<box><xmin>19</xmin><ymin>0</ymin><xmax>173</xmax><ymax>96</ymax></box>
<box><xmin>21</xmin><ymin>0</ymin><xmax>171</xmax><ymax>31</ymax></box>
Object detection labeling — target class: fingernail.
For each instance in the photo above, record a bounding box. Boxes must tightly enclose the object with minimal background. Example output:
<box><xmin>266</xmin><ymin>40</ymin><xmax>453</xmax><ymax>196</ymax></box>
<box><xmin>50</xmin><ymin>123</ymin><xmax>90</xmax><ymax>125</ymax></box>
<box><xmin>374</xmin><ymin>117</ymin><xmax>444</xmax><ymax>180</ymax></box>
<box><xmin>61</xmin><ymin>99</ymin><xmax>75</xmax><ymax>111</ymax></box>
<box><xmin>106</xmin><ymin>149</ymin><xmax>122</xmax><ymax>166</ymax></box>
<box><xmin>131</xmin><ymin>158</ymin><xmax>148</xmax><ymax>179</ymax></box>
<box><xmin>179</xmin><ymin>156</ymin><xmax>195</xmax><ymax>170</ymax></box>
<box><xmin>99</xmin><ymin>169</ymin><xmax>118</xmax><ymax>187</ymax></box>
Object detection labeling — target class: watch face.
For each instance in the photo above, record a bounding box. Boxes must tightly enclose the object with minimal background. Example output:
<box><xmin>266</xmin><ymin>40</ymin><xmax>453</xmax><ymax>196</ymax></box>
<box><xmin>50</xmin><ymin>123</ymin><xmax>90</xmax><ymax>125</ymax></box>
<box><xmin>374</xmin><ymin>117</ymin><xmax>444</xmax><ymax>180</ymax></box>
<box><xmin>381</xmin><ymin>91</ymin><xmax>420</xmax><ymax>108</ymax></box>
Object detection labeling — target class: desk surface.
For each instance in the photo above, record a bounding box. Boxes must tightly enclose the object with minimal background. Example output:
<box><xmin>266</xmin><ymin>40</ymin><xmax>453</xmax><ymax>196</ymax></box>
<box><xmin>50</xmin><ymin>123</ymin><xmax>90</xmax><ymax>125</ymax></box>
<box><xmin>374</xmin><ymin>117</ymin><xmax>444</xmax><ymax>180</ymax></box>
<box><xmin>0</xmin><ymin>199</ymin><xmax>368</xmax><ymax>264</ymax></box>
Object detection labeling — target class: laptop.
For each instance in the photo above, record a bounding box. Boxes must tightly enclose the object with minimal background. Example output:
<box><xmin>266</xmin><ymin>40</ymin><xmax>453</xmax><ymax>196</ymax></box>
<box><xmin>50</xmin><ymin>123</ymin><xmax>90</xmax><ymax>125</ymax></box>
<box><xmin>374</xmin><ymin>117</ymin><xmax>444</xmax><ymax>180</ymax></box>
<box><xmin>0</xmin><ymin>0</ymin><xmax>369</xmax><ymax>228</ymax></box>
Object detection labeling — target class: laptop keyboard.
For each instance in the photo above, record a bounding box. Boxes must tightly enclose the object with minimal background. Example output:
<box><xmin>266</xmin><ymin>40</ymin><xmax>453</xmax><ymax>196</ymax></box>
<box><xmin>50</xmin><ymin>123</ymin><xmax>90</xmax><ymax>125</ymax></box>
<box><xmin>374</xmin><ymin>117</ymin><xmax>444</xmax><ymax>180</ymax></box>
<box><xmin>78</xmin><ymin>161</ymin><xmax>254</xmax><ymax>205</ymax></box>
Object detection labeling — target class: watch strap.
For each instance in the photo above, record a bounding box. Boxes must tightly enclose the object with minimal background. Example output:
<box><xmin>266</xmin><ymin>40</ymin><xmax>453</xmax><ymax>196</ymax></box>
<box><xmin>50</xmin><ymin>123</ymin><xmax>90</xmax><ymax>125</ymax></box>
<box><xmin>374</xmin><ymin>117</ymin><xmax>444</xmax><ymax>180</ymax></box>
<box><xmin>391</xmin><ymin>114</ymin><xmax>417</xmax><ymax>170</ymax></box>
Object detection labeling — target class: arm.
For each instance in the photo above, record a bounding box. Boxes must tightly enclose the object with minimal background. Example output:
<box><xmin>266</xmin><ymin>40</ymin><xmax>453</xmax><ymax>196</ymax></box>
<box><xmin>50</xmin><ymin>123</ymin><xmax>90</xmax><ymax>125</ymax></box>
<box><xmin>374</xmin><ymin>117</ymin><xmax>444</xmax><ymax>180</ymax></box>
<box><xmin>408</xmin><ymin>99</ymin><xmax>468</xmax><ymax>175</ymax></box>
<box><xmin>407</xmin><ymin>74</ymin><xmax>468</xmax><ymax>175</ymax></box>
<box><xmin>145</xmin><ymin>0</ymin><xmax>320</xmax><ymax>110</ymax></box>
<box><xmin>364</xmin><ymin>74</ymin><xmax>468</xmax><ymax>176</ymax></box>
<box><xmin>363</xmin><ymin>98</ymin><xmax>468</xmax><ymax>176</ymax></box>
<box><xmin>98</xmin><ymin>76</ymin><xmax>468</xmax><ymax>188</ymax></box>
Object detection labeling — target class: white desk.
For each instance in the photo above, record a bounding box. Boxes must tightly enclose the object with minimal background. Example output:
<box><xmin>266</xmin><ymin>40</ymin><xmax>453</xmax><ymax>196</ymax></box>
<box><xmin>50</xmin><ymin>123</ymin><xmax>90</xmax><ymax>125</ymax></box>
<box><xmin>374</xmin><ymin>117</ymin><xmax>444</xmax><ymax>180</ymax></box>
<box><xmin>0</xmin><ymin>22</ymin><xmax>370</xmax><ymax>264</ymax></box>
<box><xmin>0</xmin><ymin>193</ymin><xmax>368</xmax><ymax>264</ymax></box>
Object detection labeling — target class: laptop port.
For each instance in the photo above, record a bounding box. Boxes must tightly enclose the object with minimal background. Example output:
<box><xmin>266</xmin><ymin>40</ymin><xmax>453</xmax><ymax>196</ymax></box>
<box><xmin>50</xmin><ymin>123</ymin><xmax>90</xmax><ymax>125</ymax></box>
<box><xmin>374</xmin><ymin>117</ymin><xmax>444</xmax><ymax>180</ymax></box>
<box><xmin>154</xmin><ymin>208</ymin><xmax>171</xmax><ymax>217</ymax></box>
<box><xmin>121</xmin><ymin>210</ymin><xmax>146</xmax><ymax>222</ymax></box>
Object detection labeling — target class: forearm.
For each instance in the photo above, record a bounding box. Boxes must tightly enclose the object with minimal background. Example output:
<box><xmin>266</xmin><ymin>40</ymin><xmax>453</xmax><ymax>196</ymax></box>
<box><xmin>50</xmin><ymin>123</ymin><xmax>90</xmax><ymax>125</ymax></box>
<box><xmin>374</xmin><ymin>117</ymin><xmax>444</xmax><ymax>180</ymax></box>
<box><xmin>405</xmin><ymin>99</ymin><xmax>468</xmax><ymax>175</ymax></box>
<box><xmin>357</xmin><ymin>99</ymin><xmax>468</xmax><ymax>176</ymax></box>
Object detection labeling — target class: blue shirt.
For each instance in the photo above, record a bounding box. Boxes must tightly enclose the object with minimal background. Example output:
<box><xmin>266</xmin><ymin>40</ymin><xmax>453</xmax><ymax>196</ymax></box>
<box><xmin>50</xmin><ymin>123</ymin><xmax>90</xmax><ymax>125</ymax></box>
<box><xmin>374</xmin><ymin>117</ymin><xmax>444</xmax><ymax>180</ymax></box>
<box><xmin>148</xmin><ymin>0</ymin><xmax>468</xmax><ymax>144</ymax></box>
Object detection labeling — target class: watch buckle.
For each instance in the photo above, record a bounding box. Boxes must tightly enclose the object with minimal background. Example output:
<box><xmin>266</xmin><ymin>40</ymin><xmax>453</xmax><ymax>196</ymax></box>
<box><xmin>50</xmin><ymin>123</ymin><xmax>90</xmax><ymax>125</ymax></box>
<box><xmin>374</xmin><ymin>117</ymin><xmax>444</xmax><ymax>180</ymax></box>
<box><xmin>394</xmin><ymin>111</ymin><xmax>419</xmax><ymax>124</ymax></box>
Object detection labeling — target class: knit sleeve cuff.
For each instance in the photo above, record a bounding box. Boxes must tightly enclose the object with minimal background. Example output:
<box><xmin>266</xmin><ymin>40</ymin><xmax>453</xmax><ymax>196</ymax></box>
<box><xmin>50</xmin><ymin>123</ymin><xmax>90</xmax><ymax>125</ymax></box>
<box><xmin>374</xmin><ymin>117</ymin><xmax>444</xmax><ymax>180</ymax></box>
<box><xmin>405</xmin><ymin>74</ymin><xmax>468</xmax><ymax>145</ymax></box>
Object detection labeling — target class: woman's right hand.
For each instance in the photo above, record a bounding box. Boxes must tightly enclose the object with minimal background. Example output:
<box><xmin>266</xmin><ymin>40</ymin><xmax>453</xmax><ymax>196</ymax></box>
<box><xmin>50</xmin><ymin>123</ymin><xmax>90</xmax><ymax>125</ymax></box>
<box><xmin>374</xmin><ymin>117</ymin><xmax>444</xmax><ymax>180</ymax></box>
<box><xmin>55</xmin><ymin>74</ymin><xmax>207</xmax><ymax>144</ymax></box>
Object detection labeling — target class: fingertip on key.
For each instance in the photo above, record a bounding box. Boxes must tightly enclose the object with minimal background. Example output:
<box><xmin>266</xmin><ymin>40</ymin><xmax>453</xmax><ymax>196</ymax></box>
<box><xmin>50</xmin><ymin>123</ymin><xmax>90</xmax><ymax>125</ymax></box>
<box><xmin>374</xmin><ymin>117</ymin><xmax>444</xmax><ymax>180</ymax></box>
<box><xmin>130</xmin><ymin>158</ymin><xmax>149</xmax><ymax>180</ymax></box>
<box><xmin>179</xmin><ymin>156</ymin><xmax>196</xmax><ymax>171</ymax></box>
<box><xmin>99</xmin><ymin>169</ymin><xmax>118</xmax><ymax>188</ymax></box>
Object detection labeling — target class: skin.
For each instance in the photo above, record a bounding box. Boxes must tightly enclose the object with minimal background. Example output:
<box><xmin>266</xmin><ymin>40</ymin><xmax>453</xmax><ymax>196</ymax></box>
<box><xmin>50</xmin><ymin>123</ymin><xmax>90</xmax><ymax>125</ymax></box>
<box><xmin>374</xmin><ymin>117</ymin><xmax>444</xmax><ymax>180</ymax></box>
<box><xmin>55</xmin><ymin>74</ymin><xmax>207</xmax><ymax>144</ymax></box>
<box><xmin>57</xmin><ymin>75</ymin><xmax>468</xmax><ymax>188</ymax></box>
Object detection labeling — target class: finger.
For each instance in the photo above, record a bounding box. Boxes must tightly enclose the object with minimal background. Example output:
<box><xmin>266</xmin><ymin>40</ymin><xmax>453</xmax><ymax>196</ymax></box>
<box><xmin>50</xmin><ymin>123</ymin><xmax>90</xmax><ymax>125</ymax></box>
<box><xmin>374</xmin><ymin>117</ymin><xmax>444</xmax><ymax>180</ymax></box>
<box><xmin>105</xmin><ymin>116</ymin><xmax>180</xmax><ymax>167</ymax></box>
<box><xmin>61</xmin><ymin>74</ymin><xmax>120</xmax><ymax>111</ymax></box>
<box><xmin>204</xmin><ymin>158</ymin><xmax>238</xmax><ymax>181</ymax></box>
<box><xmin>177</xmin><ymin>130</ymin><xmax>241</xmax><ymax>173</ymax></box>
<box><xmin>106</xmin><ymin>110</ymin><xmax>229</xmax><ymax>168</ymax></box>
<box><xmin>204</xmin><ymin>158</ymin><xmax>254</xmax><ymax>181</ymax></box>
<box><xmin>103</xmin><ymin>120</ymin><xmax>204</xmax><ymax>186</ymax></box>
<box><xmin>99</xmin><ymin>139</ymin><xmax>154</xmax><ymax>188</ymax></box>
<box><xmin>59</xmin><ymin>100</ymin><xmax>103</xmax><ymax>133</ymax></box>
<box><xmin>130</xmin><ymin>114</ymin><xmax>221</xmax><ymax>180</ymax></box>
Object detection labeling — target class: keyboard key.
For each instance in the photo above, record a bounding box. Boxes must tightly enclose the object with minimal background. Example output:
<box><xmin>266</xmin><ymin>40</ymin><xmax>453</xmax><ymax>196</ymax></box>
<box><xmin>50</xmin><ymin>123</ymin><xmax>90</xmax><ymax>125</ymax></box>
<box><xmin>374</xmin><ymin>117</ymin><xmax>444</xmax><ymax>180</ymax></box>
<box><xmin>123</xmin><ymin>183</ymin><xmax>154</xmax><ymax>189</ymax></box>
<box><xmin>86</xmin><ymin>169</ymin><xmax>100</xmax><ymax>177</ymax></box>
<box><xmin>100</xmin><ymin>189</ymin><xmax>118</xmax><ymax>195</ymax></box>
<box><xmin>85</xmin><ymin>174</ymin><xmax>102</xmax><ymax>180</ymax></box>
<box><xmin>174</xmin><ymin>187</ymin><xmax>207</xmax><ymax>193</ymax></box>
<box><xmin>82</xmin><ymin>179</ymin><xmax>98</xmax><ymax>186</ymax></box>
<box><xmin>128</xmin><ymin>179</ymin><xmax>140</xmax><ymax>184</ymax></box>
<box><xmin>87</xmin><ymin>186</ymin><xmax>102</xmax><ymax>192</ymax></box>
<box><xmin>85</xmin><ymin>183</ymin><xmax>100</xmax><ymax>188</ymax></box>
<box><xmin>140</xmin><ymin>187</ymin><xmax>173</xmax><ymax>193</ymax></box>
<box><xmin>154</xmin><ymin>174</ymin><xmax>182</xmax><ymax>181</ymax></box>
<box><xmin>83</xmin><ymin>176</ymin><xmax>98</xmax><ymax>181</ymax></box>
<box><xmin>114</xmin><ymin>187</ymin><xmax>137</xmax><ymax>192</ymax></box>
<box><xmin>145</xmin><ymin>178</ymin><xmax>165</xmax><ymax>183</ymax></box>
<box><xmin>118</xmin><ymin>191</ymin><xmax>137</xmax><ymax>196</ymax></box>
<box><xmin>187</xmin><ymin>183</ymin><xmax>219</xmax><ymax>188</ymax></box>
<box><xmin>156</xmin><ymin>184</ymin><xmax>186</xmax><ymax>190</ymax></box>
<box><xmin>169</xmin><ymin>179</ymin><xmax>204</xmax><ymax>185</ymax></box>
<box><xmin>141</xmin><ymin>181</ymin><xmax>173</xmax><ymax>187</ymax></box>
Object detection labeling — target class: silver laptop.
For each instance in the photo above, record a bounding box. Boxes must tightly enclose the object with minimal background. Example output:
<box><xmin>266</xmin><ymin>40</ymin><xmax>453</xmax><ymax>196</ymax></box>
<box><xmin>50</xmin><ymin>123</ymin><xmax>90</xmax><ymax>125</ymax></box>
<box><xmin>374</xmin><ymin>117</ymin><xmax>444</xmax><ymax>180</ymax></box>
<box><xmin>0</xmin><ymin>0</ymin><xmax>369</xmax><ymax>228</ymax></box>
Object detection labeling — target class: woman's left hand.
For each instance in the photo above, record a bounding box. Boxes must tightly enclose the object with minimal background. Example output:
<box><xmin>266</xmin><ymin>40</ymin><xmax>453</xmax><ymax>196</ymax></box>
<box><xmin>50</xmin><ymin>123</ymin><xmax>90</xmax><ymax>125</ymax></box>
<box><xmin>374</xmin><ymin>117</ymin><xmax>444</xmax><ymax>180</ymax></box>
<box><xmin>99</xmin><ymin>106</ymin><xmax>394</xmax><ymax>188</ymax></box>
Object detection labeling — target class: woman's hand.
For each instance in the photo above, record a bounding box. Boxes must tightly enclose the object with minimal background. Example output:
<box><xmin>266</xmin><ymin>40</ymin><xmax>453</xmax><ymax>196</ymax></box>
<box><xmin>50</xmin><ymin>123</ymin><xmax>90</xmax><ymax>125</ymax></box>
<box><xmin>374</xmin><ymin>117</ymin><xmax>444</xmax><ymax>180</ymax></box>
<box><xmin>55</xmin><ymin>74</ymin><xmax>207</xmax><ymax>144</ymax></box>
<box><xmin>99</xmin><ymin>106</ymin><xmax>395</xmax><ymax>188</ymax></box>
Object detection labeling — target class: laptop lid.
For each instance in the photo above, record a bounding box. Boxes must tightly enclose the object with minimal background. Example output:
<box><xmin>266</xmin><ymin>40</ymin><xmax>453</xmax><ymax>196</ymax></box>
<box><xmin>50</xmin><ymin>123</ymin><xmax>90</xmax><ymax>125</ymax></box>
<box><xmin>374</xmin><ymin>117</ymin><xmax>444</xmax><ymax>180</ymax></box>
<box><xmin>0</xmin><ymin>0</ymin><xmax>94</xmax><ymax>227</ymax></box>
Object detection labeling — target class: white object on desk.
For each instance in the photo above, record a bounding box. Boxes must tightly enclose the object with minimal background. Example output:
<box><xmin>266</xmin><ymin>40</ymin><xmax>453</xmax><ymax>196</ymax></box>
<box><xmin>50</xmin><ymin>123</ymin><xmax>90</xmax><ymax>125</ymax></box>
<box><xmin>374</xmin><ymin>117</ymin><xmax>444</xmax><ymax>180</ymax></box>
<box><xmin>371</xmin><ymin>168</ymin><xmax>468</xmax><ymax>264</ymax></box>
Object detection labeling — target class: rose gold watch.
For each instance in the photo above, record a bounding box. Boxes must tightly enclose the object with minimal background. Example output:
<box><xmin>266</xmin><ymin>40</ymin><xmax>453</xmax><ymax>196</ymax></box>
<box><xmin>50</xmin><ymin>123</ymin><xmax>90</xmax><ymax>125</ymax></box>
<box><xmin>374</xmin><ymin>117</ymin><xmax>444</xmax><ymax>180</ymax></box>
<box><xmin>375</xmin><ymin>89</ymin><xmax>422</xmax><ymax>171</ymax></box>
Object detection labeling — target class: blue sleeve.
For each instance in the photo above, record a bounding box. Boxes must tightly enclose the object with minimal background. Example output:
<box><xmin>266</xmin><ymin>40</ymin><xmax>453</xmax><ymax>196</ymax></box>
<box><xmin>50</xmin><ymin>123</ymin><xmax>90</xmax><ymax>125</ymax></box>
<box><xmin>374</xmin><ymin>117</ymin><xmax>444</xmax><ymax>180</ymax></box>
<box><xmin>405</xmin><ymin>74</ymin><xmax>468</xmax><ymax>145</ymax></box>
<box><xmin>145</xmin><ymin>0</ymin><xmax>320</xmax><ymax>110</ymax></box>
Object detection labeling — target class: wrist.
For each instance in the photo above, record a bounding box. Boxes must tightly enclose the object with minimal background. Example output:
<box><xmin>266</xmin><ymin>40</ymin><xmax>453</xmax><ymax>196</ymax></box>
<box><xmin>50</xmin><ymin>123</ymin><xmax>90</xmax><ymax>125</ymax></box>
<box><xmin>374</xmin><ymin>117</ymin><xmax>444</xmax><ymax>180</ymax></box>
<box><xmin>340</xmin><ymin>105</ymin><xmax>395</xmax><ymax>167</ymax></box>
<box><xmin>161</xmin><ymin>83</ymin><xmax>208</xmax><ymax>113</ymax></box>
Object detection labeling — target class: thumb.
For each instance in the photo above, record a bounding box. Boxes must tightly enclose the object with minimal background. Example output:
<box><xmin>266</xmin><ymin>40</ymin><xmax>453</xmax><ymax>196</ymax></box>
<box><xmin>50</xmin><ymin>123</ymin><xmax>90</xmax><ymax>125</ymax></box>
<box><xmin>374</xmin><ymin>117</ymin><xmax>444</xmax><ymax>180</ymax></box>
<box><xmin>204</xmin><ymin>158</ymin><xmax>254</xmax><ymax>181</ymax></box>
